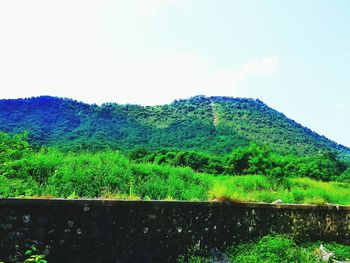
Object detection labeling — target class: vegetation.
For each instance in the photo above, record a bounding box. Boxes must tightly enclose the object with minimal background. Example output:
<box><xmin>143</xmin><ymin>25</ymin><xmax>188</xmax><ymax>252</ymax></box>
<box><xmin>0</xmin><ymin>96</ymin><xmax>349</xmax><ymax>158</ymax></box>
<box><xmin>23</xmin><ymin>246</ymin><xmax>47</xmax><ymax>263</ymax></box>
<box><xmin>0</xmin><ymin>132</ymin><xmax>349</xmax><ymax>205</ymax></box>
<box><xmin>0</xmin><ymin>246</ymin><xmax>47</xmax><ymax>263</ymax></box>
<box><xmin>177</xmin><ymin>235</ymin><xmax>350</xmax><ymax>262</ymax></box>
<box><xmin>0</xmin><ymin>96</ymin><xmax>349</xmax><ymax>261</ymax></box>
<box><xmin>129</xmin><ymin>144</ymin><xmax>348</xmax><ymax>182</ymax></box>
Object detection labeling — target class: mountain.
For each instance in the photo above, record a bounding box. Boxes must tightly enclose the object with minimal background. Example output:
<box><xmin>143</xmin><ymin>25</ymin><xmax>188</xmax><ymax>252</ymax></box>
<box><xmin>0</xmin><ymin>95</ymin><xmax>349</xmax><ymax>158</ymax></box>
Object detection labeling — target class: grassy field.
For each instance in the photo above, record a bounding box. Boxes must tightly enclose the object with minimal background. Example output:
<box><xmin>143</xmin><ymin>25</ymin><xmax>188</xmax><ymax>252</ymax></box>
<box><xmin>1</xmin><ymin>150</ymin><xmax>349</xmax><ymax>205</ymax></box>
<box><xmin>206</xmin><ymin>175</ymin><xmax>350</xmax><ymax>205</ymax></box>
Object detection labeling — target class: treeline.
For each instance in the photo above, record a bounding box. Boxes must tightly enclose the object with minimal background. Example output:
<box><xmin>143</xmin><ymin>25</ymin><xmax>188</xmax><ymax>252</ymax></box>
<box><xmin>0</xmin><ymin>132</ymin><xmax>349</xmax><ymax>204</ymax></box>
<box><xmin>129</xmin><ymin>144</ymin><xmax>350</xmax><ymax>182</ymax></box>
<box><xmin>1</xmin><ymin>132</ymin><xmax>349</xmax><ymax>184</ymax></box>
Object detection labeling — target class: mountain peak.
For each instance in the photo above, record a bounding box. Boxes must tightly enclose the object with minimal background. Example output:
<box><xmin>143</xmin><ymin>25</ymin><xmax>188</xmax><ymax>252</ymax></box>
<box><xmin>0</xmin><ymin>96</ymin><xmax>349</xmax><ymax>158</ymax></box>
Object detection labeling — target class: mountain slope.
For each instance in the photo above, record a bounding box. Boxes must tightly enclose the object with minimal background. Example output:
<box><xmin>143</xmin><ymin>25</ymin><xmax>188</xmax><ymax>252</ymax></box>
<box><xmin>0</xmin><ymin>95</ymin><xmax>349</xmax><ymax>157</ymax></box>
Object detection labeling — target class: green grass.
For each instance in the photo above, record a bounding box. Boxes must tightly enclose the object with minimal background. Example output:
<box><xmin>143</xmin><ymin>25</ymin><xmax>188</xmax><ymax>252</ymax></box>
<box><xmin>0</xmin><ymin>150</ymin><xmax>349</xmax><ymax>205</ymax></box>
<box><xmin>177</xmin><ymin>235</ymin><xmax>350</xmax><ymax>263</ymax></box>
<box><xmin>205</xmin><ymin>175</ymin><xmax>350</xmax><ymax>205</ymax></box>
<box><xmin>0</xmin><ymin>150</ymin><xmax>208</xmax><ymax>200</ymax></box>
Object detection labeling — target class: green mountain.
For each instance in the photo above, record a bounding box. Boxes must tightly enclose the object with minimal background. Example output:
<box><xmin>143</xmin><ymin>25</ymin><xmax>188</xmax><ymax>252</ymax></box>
<box><xmin>0</xmin><ymin>95</ymin><xmax>349</xmax><ymax>157</ymax></box>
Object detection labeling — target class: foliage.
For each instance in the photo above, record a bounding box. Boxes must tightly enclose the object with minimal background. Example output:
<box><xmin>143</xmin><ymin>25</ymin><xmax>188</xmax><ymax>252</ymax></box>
<box><xmin>207</xmin><ymin>175</ymin><xmax>350</xmax><ymax>205</ymax></box>
<box><xmin>24</xmin><ymin>246</ymin><xmax>47</xmax><ymax>263</ymax></box>
<box><xmin>214</xmin><ymin>97</ymin><xmax>350</xmax><ymax>158</ymax></box>
<box><xmin>336</xmin><ymin>167</ymin><xmax>350</xmax><ymax>183</ymax></box>
<box><xmin>44</xmin><ymin>151</ymin><xmax>208</xmax><ymax>200</ymax></box>
<box><xmin>0</xmin><ymin>132</ymin><xmax>349</xmax><ymax>204</ymax></box>
<box><xmin>0</xmin><ymin>132</ymin><xmax>30</xmax><ymax>163</ymax></box>
<box><xmin>178</xmin><ymin>235</ymin><xmax>350</xmax><ymax>263</ymax></box>
<box><xmin>0</xmin><ymin>96</ymin><xmax>349</xmax><ymax>158</ymax></box>
<box><xmin>0</xmin><ymin>137</ymin><xmax>209</xmax><ymax>200</ymax></box>
<box><xmin>130</xmin><ymin>148</ymin><xmax>224</xmax><ymax>174</ymax></box>
<box><xmin>227</xmin><ymin>235</ymin><xmax>315</xmax><ymax>262</ymax></box>
<box><xmin>130</xmin><ymin>144</ymin><xmax>349</xmax><ymax>182</ymax></box>
<box><xmin>296</xmin><ymin>152</ymin><xmax>348</xmax><ymax>181</ymax></box>
<box><xmin>225</xmin><ymin>143</ymin><xmax>274</xmax><ymax>175</ymax></box>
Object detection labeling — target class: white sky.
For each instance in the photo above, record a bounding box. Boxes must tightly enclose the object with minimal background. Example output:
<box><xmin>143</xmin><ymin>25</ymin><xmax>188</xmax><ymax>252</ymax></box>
<box><xmin>0</xmin><ymin>0</ymin><xmax>349</xmax><ymax>147</ymax></box>
<box><xmin>0</xmin><ymin>0</ymin><xmax>278</xmax><ymax>105</ymax></box>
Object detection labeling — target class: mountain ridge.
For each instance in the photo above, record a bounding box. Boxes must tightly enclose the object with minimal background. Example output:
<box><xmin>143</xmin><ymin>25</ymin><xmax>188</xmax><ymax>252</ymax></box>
<box><xmin>0</xmin><ymin>95</ymin><xmax>349</xmax><ymax>158</ymax></box>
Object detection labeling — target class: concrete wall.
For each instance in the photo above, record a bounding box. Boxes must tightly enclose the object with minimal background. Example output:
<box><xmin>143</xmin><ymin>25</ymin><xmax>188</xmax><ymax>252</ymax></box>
<box><xmin>0</xmin><ymin>199</ymin><xmax>349</xmax><ymax>263</ymax></box>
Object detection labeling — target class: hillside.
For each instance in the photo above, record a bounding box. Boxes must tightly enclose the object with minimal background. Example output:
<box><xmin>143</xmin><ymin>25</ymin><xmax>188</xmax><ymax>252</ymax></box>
<box><xmin>0</xmin><ymin>95</ymin><xmax>349</xmax><ymax>157</ymax></box>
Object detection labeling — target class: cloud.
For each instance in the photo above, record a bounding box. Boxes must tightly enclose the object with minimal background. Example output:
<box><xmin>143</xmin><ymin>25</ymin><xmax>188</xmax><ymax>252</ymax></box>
<box><xmin>0</xmin><ymin>0</ymin><xmax>279</xmax><ymax>106</ymax></box>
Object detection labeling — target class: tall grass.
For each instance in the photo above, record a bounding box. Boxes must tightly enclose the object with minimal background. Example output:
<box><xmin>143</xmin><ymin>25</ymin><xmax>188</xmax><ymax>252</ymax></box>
<box><xmin>0</xmin><ymin>150</ymin><xmax>349</xmax><ymax>205</ymax></box>
<box><xmin>0</xmin><ymin>150</ymin><xmax>208</xmax><ymax>200</ymax></box>
<box><xmin>206</xmin><ymin>175</ymin><xmax>350</xmax><ymax>205</ymax></box>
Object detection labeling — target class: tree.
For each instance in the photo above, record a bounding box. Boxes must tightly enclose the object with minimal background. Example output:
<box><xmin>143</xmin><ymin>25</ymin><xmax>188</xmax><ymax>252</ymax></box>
<box><xmin>0</xmin><ymin>132</ymin><xmax>30</xmax><ymax>164</ymax></box>
<box><xmin>225</xmin><ymin>144</ymin><xmax>272</xmax><ymax>175</ymax></box>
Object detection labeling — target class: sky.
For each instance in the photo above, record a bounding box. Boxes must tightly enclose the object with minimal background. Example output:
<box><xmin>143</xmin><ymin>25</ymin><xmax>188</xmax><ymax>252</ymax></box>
<box><xmin>0</xmin><ymin>0</ymin><xmax>349</xmax><ymax>147</ymax></box>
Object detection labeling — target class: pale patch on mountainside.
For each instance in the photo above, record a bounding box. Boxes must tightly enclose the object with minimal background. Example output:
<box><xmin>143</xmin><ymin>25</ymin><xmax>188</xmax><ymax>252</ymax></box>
<box><xmin>210</xmin><ymin>98</ymin><xmax>219</xmax><ymax>128</ymax></box>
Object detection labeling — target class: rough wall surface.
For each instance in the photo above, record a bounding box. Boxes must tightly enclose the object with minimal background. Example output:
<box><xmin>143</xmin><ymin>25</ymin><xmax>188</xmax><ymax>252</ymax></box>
<box><xmin>0</xmin><ymin>199</ymin><xmax>349</xmax><ymax>263</ymax></box>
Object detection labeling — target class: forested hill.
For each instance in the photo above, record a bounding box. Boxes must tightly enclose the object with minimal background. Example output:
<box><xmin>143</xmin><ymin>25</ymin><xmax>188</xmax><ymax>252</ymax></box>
<box><xmin>0</xmin><ymin>95</ymin><xmax>349</xmax><ymax>157</ymax></box>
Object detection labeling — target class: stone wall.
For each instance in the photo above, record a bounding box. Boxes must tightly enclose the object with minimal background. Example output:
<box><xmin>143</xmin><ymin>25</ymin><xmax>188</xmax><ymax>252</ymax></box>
<box><xmin>0</xmin><ymin>199</ymin><xmax>349</xmax><ymax>262</ymax></box>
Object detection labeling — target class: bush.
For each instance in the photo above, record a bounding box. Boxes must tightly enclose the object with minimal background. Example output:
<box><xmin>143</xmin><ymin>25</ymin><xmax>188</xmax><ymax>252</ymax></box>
<box><xmin>178</xmin><ymin>235</ymin><xmax>350</xmax><ymax>263</ymax></box>
<box><xmin>228</xmin><ymin>235</ymin><xmax>315</xmax><ymax>262</ymax></box>
<box><xmin>0</xmin><ymin>132</ymin><xmax>30</xmax><ymax>163</ymax></box>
